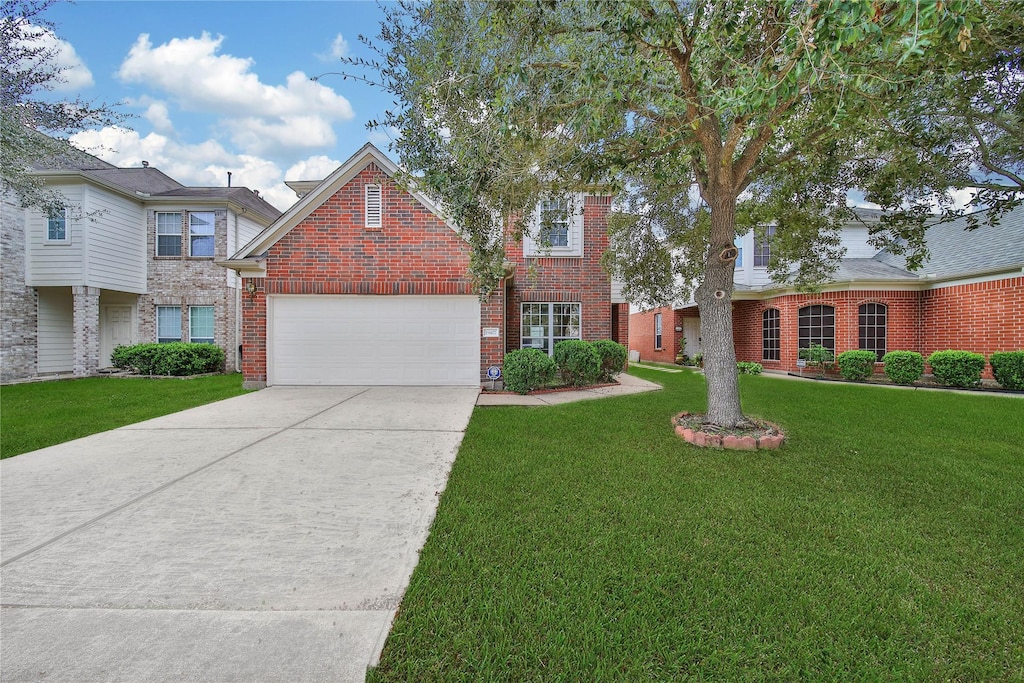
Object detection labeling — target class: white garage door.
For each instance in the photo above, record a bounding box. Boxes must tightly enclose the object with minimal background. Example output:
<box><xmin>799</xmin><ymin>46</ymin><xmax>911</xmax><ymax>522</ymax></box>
<box><xmin>269</xmin><ymin>295</ymin><xmax>481</xmax><ymax>386</ymax></box>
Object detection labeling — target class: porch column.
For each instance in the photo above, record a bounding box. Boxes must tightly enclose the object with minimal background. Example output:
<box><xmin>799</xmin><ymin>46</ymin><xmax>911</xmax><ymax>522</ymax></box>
<box><xmin>72</xmin><ymin>286</ymin><xmax>101</xmax><ymax>376</ymax></box>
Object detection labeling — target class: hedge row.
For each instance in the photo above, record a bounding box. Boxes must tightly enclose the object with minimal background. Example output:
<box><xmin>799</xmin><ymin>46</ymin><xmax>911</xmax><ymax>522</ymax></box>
<box><xmin>503</xmin><ymin>340</ymin><xmax>627</xmax><ymax>394</ymax></box>
<box><xmin>876</xmin><ymin>349</ymin><xmax>1023</xmax><ymax>389</ymax></box>
<box><xmin>111</xmin><ymin>342</ymin><xmax>225</xmax><ymax>376</ymax></box>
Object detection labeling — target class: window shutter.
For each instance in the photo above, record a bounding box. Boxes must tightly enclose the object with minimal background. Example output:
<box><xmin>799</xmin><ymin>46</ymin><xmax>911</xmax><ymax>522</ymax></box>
<box><xmin>365</xmin><ymin>184</ymin><xmax>382</xmax><ymax>228</ymax></box>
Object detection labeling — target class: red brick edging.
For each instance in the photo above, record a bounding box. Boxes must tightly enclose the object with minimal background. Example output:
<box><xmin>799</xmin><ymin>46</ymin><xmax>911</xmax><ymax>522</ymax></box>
<box><xmin>672</xmin><ymin>412</ymin><xmax>785</xmax><ymax>450</ymax></box>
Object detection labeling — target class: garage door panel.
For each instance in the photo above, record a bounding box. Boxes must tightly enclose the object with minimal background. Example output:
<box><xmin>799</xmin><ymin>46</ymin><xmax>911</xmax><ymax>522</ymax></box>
<box><xmin>270</xmin><ymin>296</ymin><xmax>480</xmax><ymax>386</ymax></box>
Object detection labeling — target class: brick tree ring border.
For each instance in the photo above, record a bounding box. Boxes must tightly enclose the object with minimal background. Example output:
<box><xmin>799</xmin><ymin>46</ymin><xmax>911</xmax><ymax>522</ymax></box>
<box><xmin>672</xmin><ymin>411</ymin><xmax>785</xmax><ymax>450</ymax></box>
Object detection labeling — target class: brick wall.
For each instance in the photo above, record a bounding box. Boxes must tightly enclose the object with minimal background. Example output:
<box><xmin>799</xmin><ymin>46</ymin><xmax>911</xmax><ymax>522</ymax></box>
<box><xmin>141</xmin><ymin>208</ymin><xmax>239</xmax><ymax>372</ymax></box>
<box><xmin>504</xmin><ymin>195</ymin><xmax>614</xmax><ymax>350</ymax></box>
<box><xmin>921</xmin><ymin>276</ymin><xmax>1024</xmax><ymax>376</ymax></box>
<box><xmin>240</xmin><ymin>279</ymin><xmax>267</xmax><ymax>388</ymax></box>
<box><xmin>1</xmin><ymin>189</ymin><xmax>37</xmax><ymax>381</ymax></box>
<box><xmin>628</xmin><ymin>305</ymin><xmax>680</xmax><ymax>363</ymax></box>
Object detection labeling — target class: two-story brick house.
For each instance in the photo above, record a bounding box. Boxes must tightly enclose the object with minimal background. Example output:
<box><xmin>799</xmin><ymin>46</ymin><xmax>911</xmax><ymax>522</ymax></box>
<box><xmin>630</xmin><ymin>206</ymin><xmax>1024</xmax><ymax>377</ymax></box>
<box><xmin>220</xmin><ymin>143</ymin><xmax>628</xmax><ymax>388</ymax></box>
<box><xmin>0</xmin><ymin>148</ymin><xmax>281</xmax><ymax>382</ymax></box>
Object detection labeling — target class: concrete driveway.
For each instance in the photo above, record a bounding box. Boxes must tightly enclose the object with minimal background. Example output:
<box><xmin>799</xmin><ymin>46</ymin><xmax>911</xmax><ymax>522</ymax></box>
<box><xmin>1</xmin><ymin>385</ymin><xmax>478</xmax><ymax>682</ymax></box>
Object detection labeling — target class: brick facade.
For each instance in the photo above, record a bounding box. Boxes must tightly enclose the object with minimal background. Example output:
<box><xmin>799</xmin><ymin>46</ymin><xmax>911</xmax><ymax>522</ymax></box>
<box><xmin>630</xmin><ymin>278</ymin><xmax>1023</xmax><ymax>379</ymax></box>
<box><xmin>139</xmin><ymin>209</ymin><xmax>239</xmax><ymax>372</ymax></box>
<box><xmin>1</xmin><ymin>189</ymin><xmax>37</xmax><ymax>381</ymax></box>
<box><xmin>72</xmin><ymin>286</ymin><xmax>100</xmax><ymax>376</ymax></box>
<box><xmin>629</xmin><ymin>306</ymin><xmax>683</xmax><ymax>364</ymax></box>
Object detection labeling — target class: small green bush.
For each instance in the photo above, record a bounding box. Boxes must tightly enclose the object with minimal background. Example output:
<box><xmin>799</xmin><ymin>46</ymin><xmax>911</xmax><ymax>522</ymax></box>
<box><xmin>837</xmin><ymin>350</ymin><xmax>878</xmax><ymax>381</ymax></box>
<box><xmin>989</xmin><ymin>351</ymin><xmax>1024</xmax><ymax>390</ymax></box>
<box><xmin>111</xmin><ymin>342</ymin><xmax>225</xmax><ymax>376</ymax></box>
<box><xmin>502</xmin><ymin>348</ymin><xmax>556</xmax><ymax>394</ymax></box>
<box><xmin>799</xmin><ymin>343</ymin><xmax>834</xmax><ymax>376</ymax></box>
<box><xmin>553</xmin><ymin>339</ymin><xmax>602</xmax><ymax>387</ymax></box>
<box><xmin>927</xmin><ymin>350</ymin><xmax>986</xmax><ymax>387</ymax></box>
<box><xmin>692</xmin><ymin>352</ymin><xmax>703</xmax><ymax>367</ymax></box>
<box><xmin>592</xmin><ymin>340</ymin><xmax>627</xmax><ymax>382</ymax></box>
<box><xmin>736</xmin><ymin>361</ymin><xmax>763</xmax><ymax>375</ymax></box>
<box><xmin>882</xmin><ymin>351</ymin><xmax>924</xmax><ymax>385</ymax></box>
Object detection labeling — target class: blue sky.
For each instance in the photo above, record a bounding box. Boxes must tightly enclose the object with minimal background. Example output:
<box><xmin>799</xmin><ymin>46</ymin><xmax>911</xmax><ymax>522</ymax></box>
<box><xmin>42</xmin><ymin>1</ymin><xmax>399</xmax><ymax>210</ymax></box>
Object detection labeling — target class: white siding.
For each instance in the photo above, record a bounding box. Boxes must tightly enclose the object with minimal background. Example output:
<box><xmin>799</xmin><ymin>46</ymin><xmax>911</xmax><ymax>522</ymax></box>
<box><xmin>26</xmin><ymin>185</ymin><xmax>85</xmax><ymax>286</ymax></box>
<box><xmin>611</xmin><ymin>277</ymin><xmax>627</xmax><ymax>304</ymax></box>
<box><xmin>838</xmin><ymin>224</ymin><xmax>878</xmax><ymax>258</ymax></box>
<box><xmin>83</xmin><ymin>185</ymin><xmax>147</xmax><ymax>292</ymax></box>
<box><xmin>36</xmin><ymin>287</ymin><xmax>73</xmax><ymax>373</ymax></box>
<box><xmin>732</xmin><ymin>230</ymin><xmax>775</xmax><ymax>288</ymax></box>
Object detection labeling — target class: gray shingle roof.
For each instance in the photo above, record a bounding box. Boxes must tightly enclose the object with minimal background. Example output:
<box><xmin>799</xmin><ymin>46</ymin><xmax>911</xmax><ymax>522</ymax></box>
<box><xmin>152</xmin><ymin>187</ymin><xmax>281</xmax><ymax>222</ymax></box>
<box><xmin>830</xmin><ymin>258</ymin><xmax>919</xmax><ymax>281</ymax></box>
<box><xmin>81</xmin><ymin>167</ymin><xmax>185</xmax><ymax>194</ymax></box>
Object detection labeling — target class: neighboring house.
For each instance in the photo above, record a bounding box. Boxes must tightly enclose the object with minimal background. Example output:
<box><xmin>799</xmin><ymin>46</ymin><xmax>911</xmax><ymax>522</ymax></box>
<box><xmin>220</xmin><ymin>143</ymin><xmax>628</xmax><ymax>388</ymax></box>
<box><xmin>0</xmin><ymin>148</ymin><xmax>281</xmax><ymax>382</ymax></box>
<box><xmin>630</xmin><ymin>206</ymin><xmax>1024</xmax><ymax>377</ymax></box>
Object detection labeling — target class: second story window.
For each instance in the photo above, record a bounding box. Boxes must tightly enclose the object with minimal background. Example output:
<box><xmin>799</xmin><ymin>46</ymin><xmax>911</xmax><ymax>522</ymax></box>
<box><xmin>754</xmin><ymin>226</ymin><xmax>775</xmax><ymax>267</ymax></box>
<box><xmin>156</xmin><ymin>212</ymin><xmax>182</xmax><ymax>256</ymax></box>
<box><xmin>46</xmin><ymin>208</ymin><xmax>68</xmax><ymax>241</ymax></box>
<box><xmin>539</xmin><ymin>199</ymin><xmax>569</xmax><ymax>248</ymax></box>
<box><xmin>189</xmin><ymin>212</ymin><xmax>216</xmax><ymax>257</ymax></box>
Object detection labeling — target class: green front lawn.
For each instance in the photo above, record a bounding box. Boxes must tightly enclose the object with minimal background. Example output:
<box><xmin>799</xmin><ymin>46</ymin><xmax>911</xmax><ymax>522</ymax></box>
<box><xmin>0</xmin><ymin>374</ymin><xmax>250</xmax><ymax>459</ymax></box>
<box><xmin>371</xmin><ymin>368</ymin><xmax>1024</xmax><ymax>681</ymax></box>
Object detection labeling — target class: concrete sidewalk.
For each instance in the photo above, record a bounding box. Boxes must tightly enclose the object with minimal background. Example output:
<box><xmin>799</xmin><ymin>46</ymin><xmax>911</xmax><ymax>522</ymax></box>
<box><xmin>476</xmin><ymin>372</ymin><xmax>662</xmax><ymax>406</ymax></box>
<box><xmin>1</xmin><ymin>386</ymin><xmax>478</xmax><ymax>683</ymax></box>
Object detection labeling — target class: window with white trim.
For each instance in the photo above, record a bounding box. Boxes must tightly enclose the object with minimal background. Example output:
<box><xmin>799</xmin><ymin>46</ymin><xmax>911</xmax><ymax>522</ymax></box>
<box><xmin>754</xmin><ymin>225</ymin><xmax>775</xmax><ymax>267</ymax></box>
<box><xmin>46</xmin><ymin>208</ymin><xmax>68</xmax><ymax>241</ymax></box>
<box><xmin>521</xmin><ymin>302</ymin><xmax>581</xmax><ymax>355</ymax></box>
<box><xmin>189</xmin><ymin>306</ymin><xmax>215</xmax><ymax>344</ymax></box>
<box><xmin>654</xmin><ymin>313</ymin><xmax>663</xmax><ymax>350</ymax></box>
<box><xmin>858</xmin><ymin>303</ymin><xmax>887</xmax><ymax>361</ymax></box>
<box><xmin>365</xmin><ymin>184</ymin><xmax>382</xmax><ymax>228</ymax></box>
<box><xmin>733</xmin><ymin>237</ymin><xmax>743</xmax><ymax>267</ymax></box>
<box><xmin>538</xmin><ymin>199</ymin><xmax>569</xmax><ymax>248</ymax></box>
<box><xmin>157</xmin><ymin>306</ymin><xmax>182</xmax><ymax>343</ymax></box>
<box><xmin>156</xmin><ymin>212</ymin><xmax>182</xmax><ymax>256</ymax></box>
<box><xmin>798</xmin><ymin>304</ymin><xmax>835</xmax><ymax>353</ymax></box>
<box><xmin>188</xmin><ymin>212</ymin><xmax>216</xmax><ymax>257</ymax></box>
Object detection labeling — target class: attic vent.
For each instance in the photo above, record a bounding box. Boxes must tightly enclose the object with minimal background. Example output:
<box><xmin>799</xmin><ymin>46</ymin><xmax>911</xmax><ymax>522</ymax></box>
<box><xmin>365</xmin><ymin>184</ymin><xmax>382</xmax><ymax>228</ymax></box>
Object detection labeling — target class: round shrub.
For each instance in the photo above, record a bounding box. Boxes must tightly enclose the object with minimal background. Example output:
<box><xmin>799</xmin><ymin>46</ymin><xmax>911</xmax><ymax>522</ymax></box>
<box><xmin>927</xmin><ymin>350</ymin><xmax>985</xmax><ymax>387</ymax></box>
<box><xmin>502</xmin><ymin>348</ymin><xmax>556</xmax><ymax>394</ymax></box>
<box><xmin>553</xmin><ymin>339</ymin><xmax>602</xmax><ymax>386</ymax></box>
<box><xmin>836</xmin><ymin>350</ymin><xmax>878</xmax><ymax>381</ymax></box>
<box><xmin>591</xmin><ymin>339</ymin><xmax>627</xmax><ymax>382</ymax></box>
<box><xmin>736</xmin><ymin>361</ymin><xmax>763</xmax><ymax>375</ymax></box>
<box><xmin>882</xmin><ymin>350</ymin><xmax>923</xmax><ymax>385</ymax></box>
<box><xmin>989</xmin><ymin>351</ymin><xmax>1024</xmax><ymax>390</ymax></box>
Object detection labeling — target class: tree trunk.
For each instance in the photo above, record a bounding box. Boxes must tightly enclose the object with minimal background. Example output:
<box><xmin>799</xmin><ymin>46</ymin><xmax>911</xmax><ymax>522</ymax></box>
<box><xmin>694</xmin><ymin>192</ymin><xmax>745</xmax><ymax>428</ymax></box>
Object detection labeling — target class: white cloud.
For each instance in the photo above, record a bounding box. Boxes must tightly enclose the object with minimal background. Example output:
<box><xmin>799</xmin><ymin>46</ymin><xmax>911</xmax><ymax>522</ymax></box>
<box><xmin>317</xmin><ymin>34</ymin><xmax>349</xmax><ymax>62</ymax></box>
<box><xmin>142</xmin><ymin>100</ymin><xmax>174</xmax><ymax>134</ymax></box>
<box><xmin>286</xmin><ymin>155</ymin><xmax>342</xmax><ymax>181</ymax></box>
<box><xmin>116</xmin><ymin>33</ymin><xmax>355</xmax><ymax>158</ymax></box>
<box><xmin>16</xmin><ymin>23</ymin><xmax>93</xmax><ymax>91</ymax></box>
<box><xmin>367</xmin><ymin>126</ymin><xmax>401</xmax><ymax>150</ymax></box>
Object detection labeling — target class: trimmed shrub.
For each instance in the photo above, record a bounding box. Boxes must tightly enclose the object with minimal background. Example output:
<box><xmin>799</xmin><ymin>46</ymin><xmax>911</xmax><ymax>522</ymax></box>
<box><xmin>553</xmin><ymin>339</ymin><xmax>602</xmax><ymax>387</ymax></box>
<box><xmin>799</xmin><ymin>343</ymin><xmax>834</xmax><ymax>376</ymax></box>
<box><xmin>736</xmin><ymin>361</ymin><xmax>763</xmax><ymax>375</ymax></box>
<box><xmin>837</xmin><ymin>350</ymin><xmax>878</xmax><ymax>381</ymax></box>
<box><xmin>927</xmin><ymin>350</ymin><xmax>986</xmax><ymax>387</ymax></box>
<box><xmin>882</xmin><ymin>350</ymin><xmax>923</xmax><ymax>385</ymax></box>
<box><xmin>502</xmin><ymin>348</ymin><xmax>556</xmax><ymax>394</ymax></box>
<box><xmin>990</xmin><ymin>351</ymin><xmax>1024</xmax><ymax>390</ymax></box>
<box><xmin>111</xmin><ymin>342</ymin><xmax>225</xmax><ymax>376</ymax></box>
<box><xmin>592</xmin><ymin>340</ymin><xmax>627</xmax><ymax>382</ymax></box>
<box><xmin>692</xmin><ymin>352</ymin><xmax>703</xmax><ymax>367</ymax></box>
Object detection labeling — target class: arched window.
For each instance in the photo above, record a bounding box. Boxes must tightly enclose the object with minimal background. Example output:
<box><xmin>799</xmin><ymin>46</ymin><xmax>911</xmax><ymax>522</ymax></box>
<box><xmin>798</xmin><ymin>304</ymin><xmax>835</xmax><ymax>353</ymax></box>
<box><xmin>762</xmin><ymin>309</ymin><xmax>780</xmax><ymax>361</ymax></box>
<box><xmin>858</xmin><ymin>303</ymin><xmax>887</xmax><ymax>361</ymax></box>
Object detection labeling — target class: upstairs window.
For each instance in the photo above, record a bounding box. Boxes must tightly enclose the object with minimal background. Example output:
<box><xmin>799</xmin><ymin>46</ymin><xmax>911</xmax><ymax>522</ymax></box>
<box><xmin>754</xmin><ymin>226</ymin><xmax>775</xmax><ymax>267</ymax></box>
<box><xmin>733</xmin><ymin>237</ymin><xmax>743</xmax><ymax>267</ymax></box>
<box><xmin>46</xmin><ymin>208</ymin><xmax>67</xmax><ymax>241</ymax></box>
<box><xmin>365</xmin><ymin>184</ymin><xmax>382</xmax><ymax>228</ymax></box>
<box><xmin>156</xmin><ymin>212</ymin><xmax>182</xmax><ymax>256</ymax></box>
<box><xmin>157</xmin><ymin>306</ymin><xmax>182</xmax><ymax>343</ymax></box>
<box><xmin>654</xmin><ymin>312</ymin><xmax>663</xmax><ymax>350</ymax></box>
<box><xmin>188</xmin><ymin>212</ymin><xmax>216</xmax><ymax>257</ymax></box>
<box><xmin>538</xmin><ymin>199</ymin><xmax>570</xmax><ymax>248</ymax></box>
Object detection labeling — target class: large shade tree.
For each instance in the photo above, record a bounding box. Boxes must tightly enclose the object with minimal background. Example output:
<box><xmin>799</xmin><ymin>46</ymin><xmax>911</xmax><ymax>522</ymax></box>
<box><xmin>1</xmin><ymin>0</ymin><xmax>122</xmax><ymax>213</ymax></box>
<box><xmin>353</xmin><ymin>0</ymin><xmax>993</xmax><ymax>427</ymax></box>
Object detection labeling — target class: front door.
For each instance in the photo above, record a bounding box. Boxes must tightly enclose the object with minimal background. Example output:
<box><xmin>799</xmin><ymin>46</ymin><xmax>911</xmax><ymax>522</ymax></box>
<box><xmin>101</xmin><ymin>305</ymin><xmax>133</xmax><ymax>367</ymax></box>
<box><xmin>683</xmin><ymin>317</ymin><xmax>701</xmax><ymax>358</ymax></box>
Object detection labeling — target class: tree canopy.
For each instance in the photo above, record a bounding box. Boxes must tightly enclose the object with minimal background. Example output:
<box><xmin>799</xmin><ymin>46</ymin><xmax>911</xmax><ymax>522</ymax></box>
<box><xmin>1</xmin><ymin>0</ymin><xmax>122</xmax><ymax>212</ymax></box>
<box><xmin>354</xmin><ymin>0</ymin><xmax>1010</xmax><ymax>427</ymax></box>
